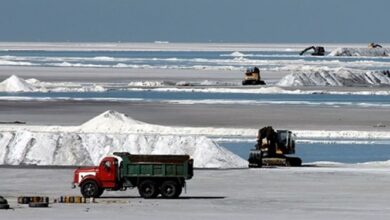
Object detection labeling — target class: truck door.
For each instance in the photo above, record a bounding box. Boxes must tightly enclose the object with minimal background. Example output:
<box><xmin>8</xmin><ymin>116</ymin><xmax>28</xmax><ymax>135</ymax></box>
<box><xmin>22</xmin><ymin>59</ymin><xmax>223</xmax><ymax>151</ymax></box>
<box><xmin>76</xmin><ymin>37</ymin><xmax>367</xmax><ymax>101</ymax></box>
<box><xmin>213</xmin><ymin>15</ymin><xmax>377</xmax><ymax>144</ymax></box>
<box><xmin>98</xmin><ymin>157</ymin><xmax>118</xmax><ymax>188</ymax></box>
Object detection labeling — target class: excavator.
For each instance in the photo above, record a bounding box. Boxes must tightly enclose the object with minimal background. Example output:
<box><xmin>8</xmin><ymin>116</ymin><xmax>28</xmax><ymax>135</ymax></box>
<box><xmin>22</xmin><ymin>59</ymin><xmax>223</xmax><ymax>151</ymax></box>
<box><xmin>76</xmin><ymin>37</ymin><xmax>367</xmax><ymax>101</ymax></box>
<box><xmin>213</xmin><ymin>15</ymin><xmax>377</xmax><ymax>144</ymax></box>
<box><xmin>368</xmin><ymin>43</ymin><xmax>382</xmax><ymax>48</ymax></box>
<box><xmin>242</xmin><ymin>67</ymin><xmax>266</xmax><ymax>85</ymax></box>
<box><xmin>299</xmin><ymin>46</ymin><xmax>325</xmax><ymax>56</ymax></box>
<box><xmin>248</xmin><ymin>126</ymin><xmax>302</xmax><ymax>167</ymax></box>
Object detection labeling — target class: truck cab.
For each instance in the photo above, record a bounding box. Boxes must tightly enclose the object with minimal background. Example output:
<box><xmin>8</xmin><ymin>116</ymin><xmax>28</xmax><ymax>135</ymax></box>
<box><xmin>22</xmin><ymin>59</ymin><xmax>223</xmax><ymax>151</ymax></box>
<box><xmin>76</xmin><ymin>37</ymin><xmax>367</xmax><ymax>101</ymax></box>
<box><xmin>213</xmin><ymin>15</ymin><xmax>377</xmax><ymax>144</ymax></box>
<box><xmin>73</xmin><ymin>156</ymin><xmax>121</xmax><ymax>197</ymax></box>
<box><xmin>275</xmin><ymin>130</ymin><xmax>296</xmax><ymax>154</ymax></box>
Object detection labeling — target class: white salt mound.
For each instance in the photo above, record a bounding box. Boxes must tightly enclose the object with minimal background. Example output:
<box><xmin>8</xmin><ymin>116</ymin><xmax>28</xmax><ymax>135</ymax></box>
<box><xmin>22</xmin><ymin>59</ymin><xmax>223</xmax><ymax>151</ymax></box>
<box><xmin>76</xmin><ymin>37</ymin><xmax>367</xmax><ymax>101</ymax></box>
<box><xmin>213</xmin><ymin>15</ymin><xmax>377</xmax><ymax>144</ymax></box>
<box><xmin>0</xmin><ymin>131</ymin><xmax>248</xmax><ymax>168</ymax></box>
<box><xmin>277</xmin><ymin>68</ymin><xmax>390</xmax><ymax>87</ymax></box>
<box><xmin>25</xmin><ymin>78</ymin><xmax>41</xmax><ymax>85</ymax></box>
<box><xmin>329</xmin><ymin>48</ymin><xmax>390</xmax><ymax>57</ymax></box>
<box><xmin>50</xmin><ymin>84</ymin><xmax>107</xmax><ymax>92</ymax></box>
<box><xmin>0</xmin><ymin>110</ymin><xmax>248</xmax><ymax>168</ymax></box>
<box><xmin>229</xmin><ymin>51</ymin><xmax>246</xmax><ymax>57</ymax></box>
<box><xmin>128</xmin><ymin>81</ymin><xmax>175</xmax><ymax>87</ymax></box>
<box><xmin>0</xmin><ymin>75</ymin><xmax>107</xmax><ymax>92</ymax></box>
<box><xmin>80</xmin><ymin>110</ymin><xmax>144</xmax><ymax>133</ymax></box>
<box><xmin>0</xmin><ymin>75</ymin><xmax>37</xmax><ymax>92</ymax></box>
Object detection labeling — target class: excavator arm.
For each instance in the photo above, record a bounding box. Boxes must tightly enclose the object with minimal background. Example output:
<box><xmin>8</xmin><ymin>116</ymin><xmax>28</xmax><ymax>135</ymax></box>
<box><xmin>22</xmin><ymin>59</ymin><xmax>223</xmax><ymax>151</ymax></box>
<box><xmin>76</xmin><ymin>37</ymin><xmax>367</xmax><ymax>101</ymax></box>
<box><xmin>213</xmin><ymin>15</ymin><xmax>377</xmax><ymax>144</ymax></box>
<box><xmin>299</xmin><ymin>46</ymin><xmax>315</xmax><ymax>56</ymax></box>
<box><xmin>300</xmin><ymin>46</ymin><xmax>325</xmax><ymax>56</ymax></box>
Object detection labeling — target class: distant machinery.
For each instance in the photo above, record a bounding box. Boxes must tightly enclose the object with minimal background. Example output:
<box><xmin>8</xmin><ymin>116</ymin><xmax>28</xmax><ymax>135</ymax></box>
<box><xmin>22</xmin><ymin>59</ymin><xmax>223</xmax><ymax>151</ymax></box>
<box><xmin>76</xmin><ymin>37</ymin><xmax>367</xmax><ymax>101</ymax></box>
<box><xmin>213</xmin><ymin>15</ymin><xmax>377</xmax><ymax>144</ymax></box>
<box><xmin>299</xmin><ymin>46</ymin><xmax>325</xmax><ymax>56</ymax></box>
<box><xmin>368</xmin><ymin>43</ymin><xmax>383</xmax><ymax>48</ymax></box>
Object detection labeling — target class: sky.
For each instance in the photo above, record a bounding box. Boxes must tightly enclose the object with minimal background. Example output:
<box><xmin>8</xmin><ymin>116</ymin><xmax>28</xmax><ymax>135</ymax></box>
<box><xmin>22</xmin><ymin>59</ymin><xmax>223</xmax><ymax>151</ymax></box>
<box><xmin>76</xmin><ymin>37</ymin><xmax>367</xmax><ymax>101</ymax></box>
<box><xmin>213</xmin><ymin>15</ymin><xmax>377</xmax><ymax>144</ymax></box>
<box><xmin>0</xmin><ymin>0</ymin><xmax>389</xmax><ymax>43</ymax></box>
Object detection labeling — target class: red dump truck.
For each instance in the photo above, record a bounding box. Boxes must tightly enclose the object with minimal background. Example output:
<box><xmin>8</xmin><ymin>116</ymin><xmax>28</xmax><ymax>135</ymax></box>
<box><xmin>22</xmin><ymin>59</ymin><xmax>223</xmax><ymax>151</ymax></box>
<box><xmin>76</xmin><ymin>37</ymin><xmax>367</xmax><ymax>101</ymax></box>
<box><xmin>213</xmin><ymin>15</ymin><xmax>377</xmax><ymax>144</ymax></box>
<box><xmin>72</xmin><ymin>152</ymin><xmax>194</xmax><ymax>198</ymax></box>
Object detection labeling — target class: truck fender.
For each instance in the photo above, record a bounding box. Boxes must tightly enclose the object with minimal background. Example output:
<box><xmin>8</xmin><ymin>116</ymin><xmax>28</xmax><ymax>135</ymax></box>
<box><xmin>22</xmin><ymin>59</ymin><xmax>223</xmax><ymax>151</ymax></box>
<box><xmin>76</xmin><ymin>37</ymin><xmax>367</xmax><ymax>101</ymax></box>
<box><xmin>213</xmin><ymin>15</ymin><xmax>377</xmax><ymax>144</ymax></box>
<box><xmin>79</xmin><ymin>175</ymin><xmax>102</xmax><ymax>188</ymax></box>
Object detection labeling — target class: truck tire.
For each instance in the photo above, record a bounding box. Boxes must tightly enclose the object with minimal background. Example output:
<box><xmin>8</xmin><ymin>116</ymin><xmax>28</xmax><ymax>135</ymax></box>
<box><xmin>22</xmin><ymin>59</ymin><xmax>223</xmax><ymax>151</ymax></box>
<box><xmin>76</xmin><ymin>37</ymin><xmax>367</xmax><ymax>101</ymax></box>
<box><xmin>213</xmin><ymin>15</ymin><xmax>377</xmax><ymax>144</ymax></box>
<box><xmin>96</xmin><ymin>188</ymin><xmax>105</xmax><ymax>197</ymax></box>
<box><xmin>160</xmin><ymin>180</ymin><xmax>180</xmax><ymax>198</ymax></box>
<box><xmin>80</xmin><ymin>180</ymin><xmax>101</xmax><ymax>198</ymax></box>
<box><xmin>138</xmin><ymin>180</ymin><xmax>159</xmax><ymax>198</ymax></box>
<box><xmin>0</xmin><ymin>204</ymin><xmax>10</xmax><ymax>209</ymax></box>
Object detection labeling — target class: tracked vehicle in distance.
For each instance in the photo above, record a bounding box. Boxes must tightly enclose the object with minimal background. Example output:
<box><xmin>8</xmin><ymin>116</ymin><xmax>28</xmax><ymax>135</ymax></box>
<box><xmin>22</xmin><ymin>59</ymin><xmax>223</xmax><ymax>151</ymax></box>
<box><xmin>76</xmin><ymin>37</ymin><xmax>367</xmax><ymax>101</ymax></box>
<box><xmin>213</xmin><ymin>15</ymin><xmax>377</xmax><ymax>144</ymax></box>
<box><xmin>242</xmin><ymin>67</ymin><xmax>266</xmax><ymax>85</ymax></box>
<box><xmin>248</xmin><ymin>126</ymin><xmax>302</xmax><ymax>168</ymax></box>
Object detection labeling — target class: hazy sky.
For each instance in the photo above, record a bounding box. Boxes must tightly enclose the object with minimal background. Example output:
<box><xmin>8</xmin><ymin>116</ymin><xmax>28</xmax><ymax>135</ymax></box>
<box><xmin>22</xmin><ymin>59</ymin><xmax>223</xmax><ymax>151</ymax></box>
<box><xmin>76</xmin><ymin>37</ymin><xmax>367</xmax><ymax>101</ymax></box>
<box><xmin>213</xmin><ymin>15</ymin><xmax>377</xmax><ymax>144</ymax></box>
<box><xmin>0</xmin><ymin>0</ymin><xmax>389</xmax><ymax>43</ymax></box>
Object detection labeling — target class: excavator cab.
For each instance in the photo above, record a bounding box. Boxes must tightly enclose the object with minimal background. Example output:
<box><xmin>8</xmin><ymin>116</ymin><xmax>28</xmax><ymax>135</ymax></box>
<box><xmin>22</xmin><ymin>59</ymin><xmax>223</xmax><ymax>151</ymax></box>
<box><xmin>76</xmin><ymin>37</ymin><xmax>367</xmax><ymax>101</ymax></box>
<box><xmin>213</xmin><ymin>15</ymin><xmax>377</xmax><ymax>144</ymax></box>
<box><xmin>248</xmin><ymin>127</ymin><xmax>301</xmax><ymax>168</ymax></box>
<box><xmin>275</xmin><ymin>130</ymin><xmax>296</xmax><ymax>154</ymax></box>
<box><xmin>242</xmin><ymin>67</ymin><xmax>266</xmax><ymax>85</ymax></box>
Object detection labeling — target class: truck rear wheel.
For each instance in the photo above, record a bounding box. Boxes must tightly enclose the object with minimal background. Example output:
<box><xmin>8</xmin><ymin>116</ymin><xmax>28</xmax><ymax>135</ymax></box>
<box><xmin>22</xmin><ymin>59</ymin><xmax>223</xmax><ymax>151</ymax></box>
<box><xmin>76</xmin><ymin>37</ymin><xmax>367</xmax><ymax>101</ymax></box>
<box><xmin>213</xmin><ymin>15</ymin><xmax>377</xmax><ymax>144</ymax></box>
<box><xmin>161</xmin><ymin>180</ymin><xmax>181</xmax><ymax>198</ymax></box>
<box><xmin>138</xmin><ymin>180</ymin><xmax>159</xmax><ymax>198</ymax></box>
<box><xmin>80</xmin><ymin>180</ymin><xmax>101</xmax><ymax>198</ymax></box>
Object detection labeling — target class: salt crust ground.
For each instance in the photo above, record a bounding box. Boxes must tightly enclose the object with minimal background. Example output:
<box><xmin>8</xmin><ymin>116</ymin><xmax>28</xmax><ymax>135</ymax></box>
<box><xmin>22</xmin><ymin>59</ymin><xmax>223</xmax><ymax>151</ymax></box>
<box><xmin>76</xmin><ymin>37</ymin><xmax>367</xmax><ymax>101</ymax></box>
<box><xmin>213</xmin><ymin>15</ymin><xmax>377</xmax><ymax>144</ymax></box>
<box><xmin>1</xmin><ymin>167</ymin><xmax>390</xmax><ymax>220</ymax></box>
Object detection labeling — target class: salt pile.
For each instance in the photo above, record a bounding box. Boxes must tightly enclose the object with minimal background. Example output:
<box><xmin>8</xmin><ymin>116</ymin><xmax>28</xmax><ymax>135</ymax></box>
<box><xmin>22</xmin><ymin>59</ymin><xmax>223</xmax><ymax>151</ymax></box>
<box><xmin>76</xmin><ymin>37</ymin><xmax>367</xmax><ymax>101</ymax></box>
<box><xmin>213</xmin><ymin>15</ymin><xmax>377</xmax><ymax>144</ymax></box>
<box><xmin>50</xmin><ymin>85</ymin><xmax>107</xmax><ymax>92</ymax></box>
<box><xmin>128</xmin><ymin>81</ymin><xmax>175</xmax><ymax>87</ymax></box>
<box><xmin>0</xmin><ymin>110</ymin><xmax>248</xmax><ymax>168</ymax></box>
<box><xmin>0</xmin><ymin>75</ymin><xmax>37</xmax><ymax>92</ymax></box>
<box><xmin>0</xmin><ymin>131</ymin><xmax>247</xmax><ymax>168</ymax></box>
<box><xmin>227</xmin><ymin>51</ymin><xmax>246</xmax><ymax>57</ymax></box>
<box><xmin>0</xmin><ymin>75</ymin><xmax>108</xmax><ymax>92</ymax></box>
<box><xmin>277</xmin><ymin>68</ymin><xmax>390</xmax><ymax>87</ymax></box>
<box><xmin>78</xmin><ymin>110</ymin><xmax>253</xmax><ymax>136</ymax></box>
<box><xmin>329</xmin><ymin>48</ymin><xmax>390</xmax><ymax>57</ymax></box>
<box><xmin>80</xmin><ymin>110</ymin><xmax>144</xmax><ymax>133</ymax></box>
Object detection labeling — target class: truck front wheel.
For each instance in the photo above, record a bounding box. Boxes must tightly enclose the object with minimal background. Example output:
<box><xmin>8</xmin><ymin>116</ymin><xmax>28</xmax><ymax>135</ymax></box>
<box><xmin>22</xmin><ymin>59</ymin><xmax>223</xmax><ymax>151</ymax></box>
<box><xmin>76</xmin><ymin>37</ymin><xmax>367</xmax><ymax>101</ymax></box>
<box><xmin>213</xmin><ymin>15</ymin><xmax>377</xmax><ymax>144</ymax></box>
<box><xmin>138</xmin><ymin>180</ymin><xmax>159</xmax><ymax>198</ymax></box>
<box><xmin>161</xmin><ymin>180</ymin><xmax>181</xmax><ymax>198</ymax></box>
<box><xmin>80</xmin><ymin>180</ymin><xmax>101</xmax><ymax>198</ymax></box>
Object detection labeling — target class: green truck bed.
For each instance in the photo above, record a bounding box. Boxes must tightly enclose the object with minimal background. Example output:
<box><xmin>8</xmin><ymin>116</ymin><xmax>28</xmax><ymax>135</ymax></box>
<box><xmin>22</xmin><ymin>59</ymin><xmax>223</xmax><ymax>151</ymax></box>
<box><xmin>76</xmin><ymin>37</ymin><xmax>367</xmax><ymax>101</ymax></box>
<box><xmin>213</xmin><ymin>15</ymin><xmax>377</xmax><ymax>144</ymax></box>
<box><xmin>113</xmin><ymin>152</ymin><xmax>194</xmax><ymax>179</ymax></box>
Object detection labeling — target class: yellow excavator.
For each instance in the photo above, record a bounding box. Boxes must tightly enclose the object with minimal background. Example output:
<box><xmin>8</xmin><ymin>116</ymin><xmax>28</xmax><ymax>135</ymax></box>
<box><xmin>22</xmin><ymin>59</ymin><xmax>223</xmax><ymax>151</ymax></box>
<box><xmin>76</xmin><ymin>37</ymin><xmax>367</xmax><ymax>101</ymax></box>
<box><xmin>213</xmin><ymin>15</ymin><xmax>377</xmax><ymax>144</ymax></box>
<box><xmin>248</xmin><ymin>126</ymin><xmax>302</xmax><ymax>167</ymax></box>
<box><xmin>242</xmin><ymin>67</ymin><xmax>266</xmax><ymax>85</ymax></box>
